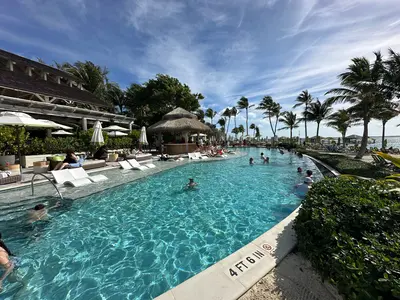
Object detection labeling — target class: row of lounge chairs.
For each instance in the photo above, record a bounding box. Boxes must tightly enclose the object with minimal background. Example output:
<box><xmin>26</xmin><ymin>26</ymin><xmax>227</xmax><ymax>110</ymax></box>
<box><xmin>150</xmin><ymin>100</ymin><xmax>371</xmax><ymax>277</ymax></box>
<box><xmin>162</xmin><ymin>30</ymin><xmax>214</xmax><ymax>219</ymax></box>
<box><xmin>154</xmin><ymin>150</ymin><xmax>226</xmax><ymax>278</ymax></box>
<box><xmin>119</xmin><ymin>159</ymin><xmax>156</xmax><ymax>171</ymax></box>
<box><xmin>51</xmin><ymin>168</ymin><xmax>108</xmax><ymax>187</ymax></box>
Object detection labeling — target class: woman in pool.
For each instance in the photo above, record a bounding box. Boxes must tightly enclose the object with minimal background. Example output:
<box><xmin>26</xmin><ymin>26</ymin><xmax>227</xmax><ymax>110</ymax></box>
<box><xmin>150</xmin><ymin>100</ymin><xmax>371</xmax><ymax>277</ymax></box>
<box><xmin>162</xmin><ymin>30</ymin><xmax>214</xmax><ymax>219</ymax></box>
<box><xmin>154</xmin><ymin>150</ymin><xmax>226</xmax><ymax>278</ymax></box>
<box><xmin>186</xmin><ymin>178</ymin><xmax>197</xmax><ymax>189</ymax></box>
<box><xmin>0</xmin><ymin>233</ymin><xmax>15</xmax><ymax>291</ymax></box>
<box><xmin>54</xmin><ymin>149</ymin><xmax>78</xmax><ymax>170</ymax></box>
<box><xmin>249</xmin><ymin>157</ymin><xmax>254</xmax><ymax>165</ymax></box>
<box><xmin>297</xmin><ymin>167</ymin><xmax>302</xmax><ymax>173</ymax></box>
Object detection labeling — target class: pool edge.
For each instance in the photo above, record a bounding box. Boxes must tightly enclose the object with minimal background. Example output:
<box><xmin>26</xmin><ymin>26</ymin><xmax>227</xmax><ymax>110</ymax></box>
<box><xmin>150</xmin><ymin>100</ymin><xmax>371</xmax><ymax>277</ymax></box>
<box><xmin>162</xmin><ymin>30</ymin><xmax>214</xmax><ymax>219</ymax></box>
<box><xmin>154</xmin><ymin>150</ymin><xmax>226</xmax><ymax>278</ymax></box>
<box><xmin>155</xmin><ymin>207</ymin><xmax>300</xmax><ymax>300</ymax></box>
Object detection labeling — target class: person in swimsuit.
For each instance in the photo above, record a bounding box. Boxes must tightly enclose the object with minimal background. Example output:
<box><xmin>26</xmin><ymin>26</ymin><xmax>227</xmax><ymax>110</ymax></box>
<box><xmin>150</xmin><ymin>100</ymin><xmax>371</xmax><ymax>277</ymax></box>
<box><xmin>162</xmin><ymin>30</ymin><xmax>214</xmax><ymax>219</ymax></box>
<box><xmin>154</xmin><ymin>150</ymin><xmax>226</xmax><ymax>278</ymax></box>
<box><xmin>54</xmin><ymin>149</ymin><xmax>78</xmax><ymax>170</ymax></box>
<box><xmin>187</xmin><ymin>178</ymin><xmax>197</xmax><ymax>189</ymax></box>
<box><xmin>0</xmin><ymin>233</ymin><xmax>14</xmax><ymax>291</ymax></box>
<box><xmin>28</xmin><ymin>202</ymin><xmax>61</xmax><ymax>224</ymax></box>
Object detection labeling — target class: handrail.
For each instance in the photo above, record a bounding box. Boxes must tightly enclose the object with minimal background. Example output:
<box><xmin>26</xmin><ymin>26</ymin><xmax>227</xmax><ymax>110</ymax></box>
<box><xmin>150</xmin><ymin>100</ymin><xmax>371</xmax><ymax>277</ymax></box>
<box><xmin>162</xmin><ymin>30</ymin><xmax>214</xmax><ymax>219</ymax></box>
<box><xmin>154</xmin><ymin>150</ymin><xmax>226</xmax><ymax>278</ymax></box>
<box><xmin>31</xmin><ymin>173</ymin><xmax>63</xmax><ymax>200</ymax></box>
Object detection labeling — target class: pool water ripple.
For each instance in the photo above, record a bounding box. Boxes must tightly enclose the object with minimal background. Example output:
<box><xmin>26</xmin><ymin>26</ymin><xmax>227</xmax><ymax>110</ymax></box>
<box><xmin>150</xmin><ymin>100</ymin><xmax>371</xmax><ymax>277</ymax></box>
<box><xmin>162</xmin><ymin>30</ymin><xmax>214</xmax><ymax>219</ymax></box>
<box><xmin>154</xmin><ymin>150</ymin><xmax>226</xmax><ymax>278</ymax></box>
<box><xmin>1</xmin><ymin>149</ymin><xmax>321</xmax><ymax>299</ymax></box>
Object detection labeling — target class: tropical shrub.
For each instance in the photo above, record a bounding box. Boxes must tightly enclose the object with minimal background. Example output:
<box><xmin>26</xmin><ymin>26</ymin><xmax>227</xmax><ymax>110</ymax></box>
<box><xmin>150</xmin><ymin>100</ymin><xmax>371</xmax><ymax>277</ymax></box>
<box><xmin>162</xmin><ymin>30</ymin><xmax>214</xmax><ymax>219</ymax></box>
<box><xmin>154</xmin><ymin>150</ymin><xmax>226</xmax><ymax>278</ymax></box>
<box><xmin>294</xmin><ymin>177</ymin><xmax>400</xmax><ymax>299</ymax></box>
<box><xmin>0</xmin><ymin>127</ymin><xmax>29</xmax><ymax>155</ymax></box>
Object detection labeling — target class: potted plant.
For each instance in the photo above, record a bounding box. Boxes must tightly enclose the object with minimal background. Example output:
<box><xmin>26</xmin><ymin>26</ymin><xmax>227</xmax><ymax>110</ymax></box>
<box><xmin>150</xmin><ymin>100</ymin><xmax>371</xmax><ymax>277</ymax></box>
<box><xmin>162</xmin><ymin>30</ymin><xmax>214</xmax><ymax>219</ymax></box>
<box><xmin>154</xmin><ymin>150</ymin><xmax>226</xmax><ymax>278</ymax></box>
<box><xmin>0</xmin><ymin>127</ymin><xmax>17</xmax><ymax>169</ymax></box>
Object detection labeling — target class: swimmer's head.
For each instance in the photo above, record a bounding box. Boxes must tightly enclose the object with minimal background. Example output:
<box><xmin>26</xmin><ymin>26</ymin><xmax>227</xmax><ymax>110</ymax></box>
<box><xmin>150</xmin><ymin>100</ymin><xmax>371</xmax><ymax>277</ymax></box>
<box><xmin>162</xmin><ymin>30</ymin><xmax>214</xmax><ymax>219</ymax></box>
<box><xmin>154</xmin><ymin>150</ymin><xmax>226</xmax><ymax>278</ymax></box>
<box><xmin>34</xmin><ymin>204</ymin><xmax>46</xmax><ymax>210</ymax></box>
<box><xmin>189</xmin><ymin>178</ymin><xmax>194</xmax><ymax>182</ymax></box>
<box><xmin>306</xmin><ymin>170</ymin><xmax>313</xmax><ymax>177</ymax></box>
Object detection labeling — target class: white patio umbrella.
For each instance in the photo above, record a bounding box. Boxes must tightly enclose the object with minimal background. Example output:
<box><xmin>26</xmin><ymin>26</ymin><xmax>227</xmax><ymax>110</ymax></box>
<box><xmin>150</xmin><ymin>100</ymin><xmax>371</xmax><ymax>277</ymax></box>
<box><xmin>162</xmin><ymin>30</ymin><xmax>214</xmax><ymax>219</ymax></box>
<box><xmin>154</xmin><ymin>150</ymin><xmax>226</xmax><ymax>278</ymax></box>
<box><xmin>139</xmin><ymin>126</ymin><xmax>148</xmax><ymax>145</ymax></box>
<box><xmin>0</xmin><ymin>111</ymin><xmax>57</xmax><ymax>174</ymax></box>
<box><xmin>107</xmin><ymin>130</ymin><xmax>128</xmax><ymax>137</ymax></box>
<box><xmin>52</xmin><ymin>130</ymin><xmax>73</xmax><ymax>136</ymax></box>
<box><xmin>102</xmin><ymin>125</ymin><xmax>129</xmax><ymax>132</ymax></box>
<box><xmin>91</xmin><ymin>121</ymin><xmax>104</xmax><ymax>144</ymax></box>
<box><xmin>38</xmin><ymin>120</ymin><xmax>72</xmax><ymax>130</ymax></box>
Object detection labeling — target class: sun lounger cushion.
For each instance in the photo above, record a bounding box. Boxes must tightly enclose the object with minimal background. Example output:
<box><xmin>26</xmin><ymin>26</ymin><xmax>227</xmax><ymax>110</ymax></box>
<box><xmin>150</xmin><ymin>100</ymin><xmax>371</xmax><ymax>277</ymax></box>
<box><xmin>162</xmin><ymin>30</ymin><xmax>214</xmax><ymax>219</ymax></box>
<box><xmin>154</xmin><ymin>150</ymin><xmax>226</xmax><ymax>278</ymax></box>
<box><xmin>145</xmin><ymin>163</ymin><xmax>156</xmax><ymax>168</ymax></box>
<box><xmin>127</xmin><ymin>159</ymin><xmax>149</xmax><ymax>170</ymax></box>
<box><xmin>51</xmin><ymin>169</ymin><xmax>75</xmax><ymax>184</ymax></box>
<box><xmin>195</xmin><ymin>153</ymin><xmax>208</xmax><ymax>159</ymax></box>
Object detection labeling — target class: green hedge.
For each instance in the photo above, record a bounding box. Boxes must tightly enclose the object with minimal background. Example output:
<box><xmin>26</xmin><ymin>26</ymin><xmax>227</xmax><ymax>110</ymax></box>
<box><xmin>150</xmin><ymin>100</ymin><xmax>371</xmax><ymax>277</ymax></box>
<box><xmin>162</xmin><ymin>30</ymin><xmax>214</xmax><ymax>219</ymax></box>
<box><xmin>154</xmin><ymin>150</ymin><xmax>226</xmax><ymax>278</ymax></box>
<box><xmin>299</xmin><ymin>150</ymin><xmax>393</xmax><ymax>179</ymax></box>
<box><xmin>294</xmin><ymin>177</ymin><xmax>400</xmax><ymax>299</ymax></box>
<box><xmin>21</xmin><ymin>129</ymin><xmax>141</xmax><ymax>155</ymax></box>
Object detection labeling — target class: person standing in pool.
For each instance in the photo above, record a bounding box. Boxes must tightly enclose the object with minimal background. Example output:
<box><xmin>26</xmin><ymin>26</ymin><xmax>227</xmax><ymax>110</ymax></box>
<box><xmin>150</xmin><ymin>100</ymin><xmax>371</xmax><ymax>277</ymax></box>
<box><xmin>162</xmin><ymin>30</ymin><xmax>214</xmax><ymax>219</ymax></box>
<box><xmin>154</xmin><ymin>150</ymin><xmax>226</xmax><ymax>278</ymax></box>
<box><xmin>249</xmin><ymin>157</ymin><xmax>254</xmax><ymax>165</ymax></box>
<box><xmin>0</xmin><ymin>233</ymin><xmax>15</xmax><ymax>291</ymax></box>
<box><xmin>297</xmin><ymin>167</ymin><xmax>302</xmax><ymax>173</ymax></box>
<box><xmin>28</xmin><ymin>202</ymin><xmax>61</xmax><ymax>224</ymax></box>
<box><xmin>306</xmin><ymin>170</ymin><xmax>313</xmax><ymax>177</ymax></box>
<box><xmin>187</xmin><ymin>178</ymin><xmax>197</xmax><ymax>188</ymax></box>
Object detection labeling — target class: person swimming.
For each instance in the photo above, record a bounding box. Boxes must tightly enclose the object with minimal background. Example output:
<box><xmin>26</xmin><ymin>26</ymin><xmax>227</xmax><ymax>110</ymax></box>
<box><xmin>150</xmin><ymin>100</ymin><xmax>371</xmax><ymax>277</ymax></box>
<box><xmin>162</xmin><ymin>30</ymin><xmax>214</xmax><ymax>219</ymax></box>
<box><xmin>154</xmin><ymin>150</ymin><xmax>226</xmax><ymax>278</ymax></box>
<box><xmin>261</xmin><ymin>152</ymin><xmax>265</xmax><ymax>160</ymax></box>
<box><xmin>0</xmin><ymin>233</ymin><xmax>15</xmax><ymax>291</ymax></box>
<box><xmin>249</xmin><ymin>157</ymin><xmax>254</xmax><ymax>165</ymax></box>
<box><xmin>306</xmin><ymin>170</ymin><xmax>313</xmax><ymax>177</ymax></box>
<box><xmin>187</xmin><ymin>178</ymin><xmax>197</xmax><ymax>188</ymax></box>
<box><xmin>28</xmin><ymin>202</ymin><xmax>61</xmax><ymax>224</ymax></box>
<box><xmin>297</xmin><ymin>167</ymin><xmax>302</xmax><ymax>173</ymax></box>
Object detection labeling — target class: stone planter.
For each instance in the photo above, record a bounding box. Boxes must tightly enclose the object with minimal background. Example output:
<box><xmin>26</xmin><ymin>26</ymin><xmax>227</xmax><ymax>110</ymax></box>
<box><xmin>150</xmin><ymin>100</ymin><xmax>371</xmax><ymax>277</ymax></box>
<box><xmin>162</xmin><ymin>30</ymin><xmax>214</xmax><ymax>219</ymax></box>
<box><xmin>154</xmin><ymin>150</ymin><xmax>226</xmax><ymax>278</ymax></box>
<box><xmin>0</xmin><ymin>155</ymin><xmax>16</xmax><ymax>169</ymax></box>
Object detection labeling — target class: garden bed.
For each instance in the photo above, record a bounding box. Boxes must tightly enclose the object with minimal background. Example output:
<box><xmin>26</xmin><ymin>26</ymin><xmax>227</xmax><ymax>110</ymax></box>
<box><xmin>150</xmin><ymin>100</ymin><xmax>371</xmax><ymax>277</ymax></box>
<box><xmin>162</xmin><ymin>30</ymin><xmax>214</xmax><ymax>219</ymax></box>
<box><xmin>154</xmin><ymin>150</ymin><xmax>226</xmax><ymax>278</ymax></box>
<box><xmin>299</xmin><ymin>150</ymin><xmax>393</xmax><ymax>179</ymax></box>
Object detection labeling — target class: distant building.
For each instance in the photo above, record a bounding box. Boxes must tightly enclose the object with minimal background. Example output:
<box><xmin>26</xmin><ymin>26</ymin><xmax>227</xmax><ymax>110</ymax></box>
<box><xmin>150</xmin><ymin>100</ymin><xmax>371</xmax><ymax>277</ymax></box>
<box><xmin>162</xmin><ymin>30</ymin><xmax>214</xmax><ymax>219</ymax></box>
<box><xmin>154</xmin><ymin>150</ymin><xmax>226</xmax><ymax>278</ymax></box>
<box><xmin>0</xmin><ymin>49</ymin><xmax>134</xmax><ymax>129</ymax></box>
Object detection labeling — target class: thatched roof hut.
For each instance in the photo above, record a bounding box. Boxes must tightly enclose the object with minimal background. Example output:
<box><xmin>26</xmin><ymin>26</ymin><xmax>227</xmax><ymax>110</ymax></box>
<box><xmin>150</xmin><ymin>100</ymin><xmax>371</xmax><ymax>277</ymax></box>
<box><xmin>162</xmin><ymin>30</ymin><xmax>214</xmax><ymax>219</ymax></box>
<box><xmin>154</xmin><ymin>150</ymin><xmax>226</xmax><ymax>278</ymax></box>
<box><xmin>148</xmin><ymin>107</ymin><xmax>211</xmax><ymax>133</ymax></box>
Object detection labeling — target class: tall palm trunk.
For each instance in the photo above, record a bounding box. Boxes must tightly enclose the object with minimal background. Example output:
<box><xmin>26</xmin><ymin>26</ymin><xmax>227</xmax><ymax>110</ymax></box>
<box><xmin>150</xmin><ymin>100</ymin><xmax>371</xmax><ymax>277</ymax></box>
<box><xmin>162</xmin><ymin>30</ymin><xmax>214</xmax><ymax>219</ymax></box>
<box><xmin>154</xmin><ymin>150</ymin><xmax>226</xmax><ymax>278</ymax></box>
<box><xmin>246</xmin><ymin>108</ymin><xmax>249</xmax><ymax>136</ymax></box>
<box><xmin>268</xmin><ymin>114</ymin><xmax>275</xmax><ymax>145</ymax></box>
<box><xmin>382</xmin><ymin>120</ymin><xmax>387</xmax><ymax>149</ymax></box>
<box><xmin>290</xmin><ymin>127</ymin><xmax>293</xmax><ymax>141</ymax></box>
<box><xmin>356</xmin><ymin>118</ymin><xmax>369</xmax><ymax>159</ymax></box>
<box><xmin>234</xmin><ymin>116</ymin><xmax>237</xmax><ymax>139</ymax></box>
<box><xmin>342</xmin><ymin>132</ymin><xmax>346</xmax><ymax>147</ymax></box>
<box><xmin>316</xmin><ymin>122</ymin><xmax>320</xmax><ymax>143</ymax></box>
<box><xmin>226</xmin><ymin>117</ymin><xmax>231</xmax><ymax>136</ymax></box>
<box><xmin>304</xmin><ymin>104</ymin><xmax>308</xmax><ymax>141</ymax></box>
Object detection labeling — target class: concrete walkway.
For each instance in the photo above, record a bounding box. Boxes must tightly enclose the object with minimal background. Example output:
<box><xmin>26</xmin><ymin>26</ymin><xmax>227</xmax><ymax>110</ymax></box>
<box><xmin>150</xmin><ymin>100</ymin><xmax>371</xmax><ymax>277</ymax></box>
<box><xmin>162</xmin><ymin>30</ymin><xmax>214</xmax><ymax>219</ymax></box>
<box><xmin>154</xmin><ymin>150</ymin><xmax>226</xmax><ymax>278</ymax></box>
<box><xmin>239</xmin><ymin>253</ymin><xmax>342</xmax><ymax>300</ymax></box>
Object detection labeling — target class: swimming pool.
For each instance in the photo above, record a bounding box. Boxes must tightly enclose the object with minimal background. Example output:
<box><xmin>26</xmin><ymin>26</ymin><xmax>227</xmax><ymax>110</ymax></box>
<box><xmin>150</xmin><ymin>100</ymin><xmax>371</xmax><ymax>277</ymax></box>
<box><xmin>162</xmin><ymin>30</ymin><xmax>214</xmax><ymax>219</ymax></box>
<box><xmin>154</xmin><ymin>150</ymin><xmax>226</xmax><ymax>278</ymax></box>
<box><xmin>1</xmin><ymin>148</ymin><xmax>321</xmax><ymax>299</ymax></box>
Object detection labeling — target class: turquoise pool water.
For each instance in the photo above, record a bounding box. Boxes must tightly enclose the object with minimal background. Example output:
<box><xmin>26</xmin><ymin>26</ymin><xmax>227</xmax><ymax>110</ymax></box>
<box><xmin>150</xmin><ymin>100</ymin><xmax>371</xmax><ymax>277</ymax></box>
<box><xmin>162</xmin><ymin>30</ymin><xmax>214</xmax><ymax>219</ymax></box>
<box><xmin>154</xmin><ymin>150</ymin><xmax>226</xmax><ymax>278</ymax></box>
<box><xmin>1</xmin><ymin>149</ymin><xmax>320</xmax><ymax>299</ymax></box>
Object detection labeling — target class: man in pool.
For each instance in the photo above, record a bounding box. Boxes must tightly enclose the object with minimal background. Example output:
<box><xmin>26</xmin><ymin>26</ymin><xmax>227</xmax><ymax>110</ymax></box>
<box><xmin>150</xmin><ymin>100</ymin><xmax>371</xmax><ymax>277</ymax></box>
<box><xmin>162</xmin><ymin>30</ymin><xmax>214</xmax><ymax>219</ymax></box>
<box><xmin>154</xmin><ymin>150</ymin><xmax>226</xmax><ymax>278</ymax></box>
<box><xmin>306</xmin><ymin>170</ymin><xmax>313</xmax><ymax>177</ymax></box>
<box><xmin>187</xmin><ymin>178</ymin><xmax>197</xmax><ymax>188</ymax></box>
<box><xmin>28</xmin><ymin>202</ymin><xmax>61</xmax><ymax>223</ymax></box>
<box><xmin>297</xmin><ymin>167</ymin><xmax>302</xmax><ymax>173</ymax></box>
<box><xmin>294</xmin><ymin>177</ymin><xmax>313</xmax><ymax>197</ymax></box>
<box><xmin>249</xmin><ymin>157</ymin><xmax>254</xmax><ymax>165</ymax></box>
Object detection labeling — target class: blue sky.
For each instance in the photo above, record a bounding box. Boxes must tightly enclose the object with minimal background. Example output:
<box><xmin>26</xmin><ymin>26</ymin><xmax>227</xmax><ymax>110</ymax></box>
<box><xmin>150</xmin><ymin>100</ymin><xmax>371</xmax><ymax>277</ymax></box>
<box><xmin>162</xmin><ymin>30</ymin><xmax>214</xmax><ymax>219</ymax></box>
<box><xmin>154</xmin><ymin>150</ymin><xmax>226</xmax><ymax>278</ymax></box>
<box><xmin>1</xmin><ymin>0</ymin><xmax>400</xmax><ymax>138</ymax></box>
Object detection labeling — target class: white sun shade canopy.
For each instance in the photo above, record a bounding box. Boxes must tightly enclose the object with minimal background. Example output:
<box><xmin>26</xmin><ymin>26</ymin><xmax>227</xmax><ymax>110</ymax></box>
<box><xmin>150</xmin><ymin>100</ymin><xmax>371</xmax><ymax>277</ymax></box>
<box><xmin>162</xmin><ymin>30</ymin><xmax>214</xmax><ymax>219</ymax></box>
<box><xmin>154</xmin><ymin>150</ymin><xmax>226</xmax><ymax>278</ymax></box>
<box><xmin>107</xmin><ymin>130</ymin><xmax>128</xmax><ymax>137</ymax></box>
<box><xmin>102</xmin><ymin>125</ymin><xmax>130</xmax><ymax>131</ymax></box>
<box><xmin>0</xmin><ymin>111</ymin><xmax>56</xmax><ymax>128</ymax></box>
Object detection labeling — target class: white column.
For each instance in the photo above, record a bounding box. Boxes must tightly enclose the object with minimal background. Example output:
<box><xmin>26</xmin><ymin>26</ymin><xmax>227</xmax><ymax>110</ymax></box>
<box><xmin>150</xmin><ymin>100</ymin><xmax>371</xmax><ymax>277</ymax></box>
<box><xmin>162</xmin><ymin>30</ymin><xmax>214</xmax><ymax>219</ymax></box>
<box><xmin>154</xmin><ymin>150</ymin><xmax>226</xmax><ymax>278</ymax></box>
<box><xmin>82</xmin><ymin>118</ymin><xmax>87</xmax><ymax>131</ymax></box>
<box><xmin>184</xmin><ymin>132</ymin><xmax>189</xmax><ymax>153</ymax></box>
<box><xmin>129</xmin><ymin>121</ymin><xmax>134</xmax><ymax>131</ymax></box>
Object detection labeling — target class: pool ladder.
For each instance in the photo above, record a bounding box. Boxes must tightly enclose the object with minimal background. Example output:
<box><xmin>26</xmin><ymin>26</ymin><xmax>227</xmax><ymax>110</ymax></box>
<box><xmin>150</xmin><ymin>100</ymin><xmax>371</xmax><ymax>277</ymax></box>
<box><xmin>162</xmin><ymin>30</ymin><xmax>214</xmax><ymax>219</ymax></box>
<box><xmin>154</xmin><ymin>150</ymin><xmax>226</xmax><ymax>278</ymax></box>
<box><xmin>31</xmin><ymin>173</ymin><xmax>63</xmax><ymax>200</ymax></box>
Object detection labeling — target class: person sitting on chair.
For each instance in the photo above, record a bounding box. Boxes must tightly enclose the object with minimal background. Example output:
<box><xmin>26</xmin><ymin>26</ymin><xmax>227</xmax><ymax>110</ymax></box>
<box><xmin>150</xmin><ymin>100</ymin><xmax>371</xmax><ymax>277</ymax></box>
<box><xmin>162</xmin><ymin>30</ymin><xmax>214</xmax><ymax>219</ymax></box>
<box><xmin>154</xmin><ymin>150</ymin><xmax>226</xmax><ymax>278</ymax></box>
<box><xmin>94</xmin><ymin>145</ymin><xmax>108</xmax><ymax>160</ymax></box>
<box><xmin>54</xmin><ymin>149</ymin><xmax>78</xmax><ymax>170</ymax></box>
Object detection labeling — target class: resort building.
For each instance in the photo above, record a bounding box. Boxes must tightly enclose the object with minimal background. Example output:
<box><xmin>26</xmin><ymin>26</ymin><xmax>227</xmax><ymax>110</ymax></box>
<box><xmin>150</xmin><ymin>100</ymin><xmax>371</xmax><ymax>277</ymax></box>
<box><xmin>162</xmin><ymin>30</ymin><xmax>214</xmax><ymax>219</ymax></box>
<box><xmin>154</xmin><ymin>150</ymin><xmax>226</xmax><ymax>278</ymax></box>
<box><xmin>0</xmin><ymin>49</ymin><xmax>135</xmax><ymax>130</ymax></box>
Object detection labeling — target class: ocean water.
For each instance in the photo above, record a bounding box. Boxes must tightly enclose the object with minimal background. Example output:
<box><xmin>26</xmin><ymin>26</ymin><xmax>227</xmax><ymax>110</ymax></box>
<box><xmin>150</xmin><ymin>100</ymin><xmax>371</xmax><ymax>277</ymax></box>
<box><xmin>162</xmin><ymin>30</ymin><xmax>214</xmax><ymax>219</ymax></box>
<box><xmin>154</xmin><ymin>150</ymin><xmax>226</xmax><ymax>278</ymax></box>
<box><xmin>369</xmin><ymin>136</ymin><xmax>400</xmax><ymax>148</ymax></box>
<box><xmin>0</xmin><ymin>149</ymin><xmax>321</xmax><ymax>299</ymax></box>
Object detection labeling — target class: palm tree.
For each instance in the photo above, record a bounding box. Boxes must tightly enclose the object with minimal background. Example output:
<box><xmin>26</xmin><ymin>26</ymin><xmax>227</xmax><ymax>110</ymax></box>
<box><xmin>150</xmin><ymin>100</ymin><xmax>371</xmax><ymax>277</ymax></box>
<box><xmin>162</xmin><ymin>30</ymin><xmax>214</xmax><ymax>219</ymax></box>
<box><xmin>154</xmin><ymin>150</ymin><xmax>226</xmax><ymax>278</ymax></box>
<box><xmin>195</xmin><ymin>109</ymin><xmax>205</xmax><ymax>123</ymax></box>
<box><xmin>326</xmin><ymin>53</ymin><xmax>387</xmax><ymax>158</ymax></box>
<box><xmin>304</xmin><ymin>99</ymin><xmax>333</xmax><ymax>143</ymax></box>
<box><xmin>374</xmin><ymin>103</ymin><xmax>399</xmax><ymax>149</ymax></box>
<box><xmin>250</xmin><ymin>123</ymin><xmax>256</xmax><ymax>137</ymax></box>
<box><xmin>238</xmin><ymin>124</ymin><xmax>245</xmax><ymax>139</ymax></box>
<box><xmin>105</xmin><ymin>83</ymin><xmax>126</xmax><ymax>113</ymax></box>
<box><xmin>231</xmin><ymin>127</ymin><xmax>239</xmax><ymax>138</ymax></box>
<box><xmin>326</xmin><ymin>109</ymin><xmax>357</xmax><ymax>147</ymax></box>
<box><xmin>222</xmin><ymin>108</ymin><xmax>232</xmax><ymax>136</ymax></box>
<box><xmin>293</xmin><ymin>90</ymin><xmax>313</xmax><ymax>140</ymax></box>
<box><xmin>384</xmin><ymin>48</ymin><xmax>400</xmax><ymax>98</ymax></box>
<box><xmin>279</xmin><ymin>111</ymin><xmax>300</xmax><ymax>141</ymax></box>
<box><xmin>231</xmin><ymin>107</ymin><xmax>239</xmax><ymax>131</ymax></box>
<box><xmin>255</xmin><ymin>126</ymin><xmax>261</xmax><ymax>140</ymax></box>
<box><xmin>257</xmin><ymin>96</ymin><xmax>281</xmax><ymax>143</ymax></box>
<box><xmin>205</xmin><ymin>108</ymin><xmax>217</xmax><ymax>125</ymax></box>
<box><xmin>237</xmin><ymin>97</ymin><xmax>254</xmax><ymax>136</ymax></box>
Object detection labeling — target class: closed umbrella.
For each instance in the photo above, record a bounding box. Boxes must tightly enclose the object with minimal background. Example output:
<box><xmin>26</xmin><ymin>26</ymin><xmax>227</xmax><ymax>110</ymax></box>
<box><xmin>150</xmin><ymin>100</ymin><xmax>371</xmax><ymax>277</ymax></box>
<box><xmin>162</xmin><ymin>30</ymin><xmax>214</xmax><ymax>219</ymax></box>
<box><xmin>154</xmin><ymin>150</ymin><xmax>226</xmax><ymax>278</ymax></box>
<box><xmin>91</xmin><ymin>121</ymin><xmax>104</xmax><ymax>144</ymax></box>
<box><xmin>0</xmin><ymin>111</ymin><xmax>57</xmax><ymax>174</ymax></box>
<box><xmin>52</xmin><ymin>130</ymin><xmax>73</xmax><ymax>136</ymax></box>
<box><xmin>139</xmin><ymin>126</ymin><xmax>148</xmax><ymax>145</ymax></box>
<box><xmin>107</xmin><ymin>131</ymin><xmax>128</xmax><ymax>137</ymax></box>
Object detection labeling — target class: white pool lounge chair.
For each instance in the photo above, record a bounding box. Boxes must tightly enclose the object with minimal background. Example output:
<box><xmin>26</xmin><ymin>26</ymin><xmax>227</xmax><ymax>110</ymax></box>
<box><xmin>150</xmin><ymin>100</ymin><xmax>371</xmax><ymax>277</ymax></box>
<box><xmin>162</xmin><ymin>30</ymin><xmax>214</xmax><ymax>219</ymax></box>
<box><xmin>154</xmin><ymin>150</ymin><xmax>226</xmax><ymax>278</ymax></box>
<box><xmin>69</xmin><ymin>168</ymin><xmax>108</xmax><ymax>183</ymax></box>
<box><xmin>188</xmin><ymin>153</ymin><xmax>199</xmax><ymax>160</ymax></box>
<box><xmin>119</xmin><ymin>161</ymin><xmax>133</xmax><ymax>170</ymax></box>
<box><xmin>127</xmin><ymin>159</ymin><xmax>149</xmax><ymax>170</ymax></box>
<box><xmin>51</xmin><ymin>168</ymin><xmax>107</xmax><ymax>187</ymax></box>
<box><xmin>145</xmin><ymin>163</ymin><xmax>156</xmax><ymax>168</ymax></box>
<box><xmin>195</xmin><ymin>152</ymin><xmax>209</xmax><ymax>159</ymax></box>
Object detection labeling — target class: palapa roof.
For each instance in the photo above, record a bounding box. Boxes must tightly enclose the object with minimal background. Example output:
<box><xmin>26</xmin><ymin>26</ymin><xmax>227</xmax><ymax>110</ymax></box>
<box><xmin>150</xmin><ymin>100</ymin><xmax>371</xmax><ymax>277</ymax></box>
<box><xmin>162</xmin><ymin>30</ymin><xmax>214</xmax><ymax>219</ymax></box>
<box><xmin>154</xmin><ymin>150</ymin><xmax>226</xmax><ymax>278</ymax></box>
<box><xmin>148</xmin><ymin>107</ymin><xmax>211</xmax><ymax>133</ymax></box>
